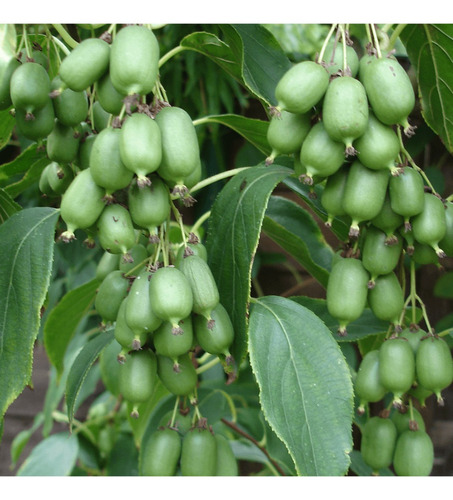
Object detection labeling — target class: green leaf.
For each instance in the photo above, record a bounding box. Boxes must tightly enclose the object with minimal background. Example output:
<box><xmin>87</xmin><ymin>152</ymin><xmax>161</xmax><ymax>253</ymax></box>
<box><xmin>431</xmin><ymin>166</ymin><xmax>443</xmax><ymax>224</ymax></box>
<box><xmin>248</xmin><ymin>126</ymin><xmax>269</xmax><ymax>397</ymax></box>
<box><xmin>44</xmin><ymin>278</ymin><xmax>99</xmax><ymax>377</ymax></box>
<box><xmin>206</xmin><ymin>164</ymin><xmax>293</xmax><ymax>365</ymax></box>
<box><xmin>0</xmin><ymin>187</ymin><xmax>21</xmax><ymax>223</ymax></box>
<box><xmin>10</xmin><ymin>412</ymin><xmax>44</xmax><ymax>468</ymax></box>
<box><xmin>0</xmin><ymin>108</ymin><xmax>16</xmax><ymax>150</ymax></box>
<box><xmin>17</xmin><ymin>431</ymin><xmax>79</xmax><ymax>476</ymax></box>
<box><xmin>263</xmin><ymin>195</ymin><xmax>334</xmax><ymax>288</ymax></box>
<box><xmin>248</xmin><ymin>295</ymin><xmax>354</xmax><ymax>476</ymax></box>
<box><xmin>0</xmin><ymin>24</ymin><xmax>17</xmax><ymax>61</ymax></box>
<box><xmin>65</xmin><ymin>330</ymin><xmax>113</xmax><ymax>429</ymax></box>
<box><xmin>0</xmin><ymin>207</ymin><xmax>59</xmax><ymax>422</ymax></box>
<box><xmin>400</xmin><ymin>24</ymin><xmax>453</xmax><ymax>153</ymax></box>
<box><xmin>106</xmin><ymin>432</ymin><xmax>139</xmax><ymax>476</ymax></box>
<box><xmin>434</xmin><ymin>271</ymin><xmax>453</xmax><ymax>299</ymax></box>
<box><xmin>198</xmin><ymin>114</ymin><xmax>270</xmax><ymax>155</ymax></box>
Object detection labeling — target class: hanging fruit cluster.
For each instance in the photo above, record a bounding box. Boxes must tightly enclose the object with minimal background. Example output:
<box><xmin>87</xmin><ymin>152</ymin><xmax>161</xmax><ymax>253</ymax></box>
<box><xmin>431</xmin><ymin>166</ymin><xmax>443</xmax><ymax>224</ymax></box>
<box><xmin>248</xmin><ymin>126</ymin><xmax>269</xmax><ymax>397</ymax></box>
<box><xmin>268</xmin><ymin>25</ymin><xmax>453</xmax><ymax>477</ymax></box>
<box><xmin>3</xmin><ymin>24</ymin><xmax>238</xmax><ymax>476</ymax></box>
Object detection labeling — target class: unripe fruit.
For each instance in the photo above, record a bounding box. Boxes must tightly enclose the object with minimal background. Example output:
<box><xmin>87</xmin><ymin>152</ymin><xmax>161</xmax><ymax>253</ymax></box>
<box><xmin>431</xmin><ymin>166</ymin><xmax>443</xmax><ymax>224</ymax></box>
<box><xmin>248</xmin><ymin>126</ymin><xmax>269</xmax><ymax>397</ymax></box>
<box><xmin>320</xmin><ymin>40</ymin><xmax>360</xmax><ymax>77</ymax></box>
<box><xmin>174</xmin><ymin>242</ymin><xmax>208</xmax><ymax>267</ymax></box>
<box><xmin>391</xmin><ymin>406</ymin><xmax>426</xmax><ymax>434</ymax></box>
<box><xmin>360</xmin><ymin>416</ymin><xmax>397</xmax><ymax>474</ymax></box>
<box><xmin>157</xmin><ymin>353</ymin><xmax>198</xmax><ymax>396</ymax></box>
<box><xmin>411</xmin><ymin>193</ymin><xmax>447</xmax><ymax>257</ymax></box>
<box><xmin>119</xmin><ymin>112</ymin><xmax>162</xmax><ymax>186</ymax></box>
<box><xmin>110</xmin><ymin>25</ymin><xmax>160</xmax><ymax>96</ymax></box>
<box><xmin>180</xmin><ymin>425</ymin><xmax>218</xmax><ymax>476</ymax></box>
<box><xmin>76</xmin><ymin>133</ymin><xmax>96</xmax><ymax>170</ymax></box>
<box><xmin>46</xmin><ymin>120</ymin><xmax>80</xmax><ymax>163</ymax></box>
<box><xmin>96</xmin><ymin>251</ymin><xmax>120</xmax><ymax>282</ymax></box>
<box><xmin>265</xmin><ymin>110</ymin><xmax>311</xmax><ymax>164</ymax></box>
<box><xmin>354</xmin><ymin>349</ymin><xmax>387</xmax><ymax>414</ymax></box>
<box><xmin>393</xmin><ymin>430</ymin><xmax>434</xmax><ymax>476</ymax></box>
<box><xmin>439</xmin><ymin>200</ymin><xmax>453</xmax><ymax>257</ymax></box>
<box><xmin>370</xmin><ymin>193</ymin><xmax>404</xmax><ymax>246</ymax></box>
<box><xmin>342</xmin><ymin>160</ymin><xmax>389</xmax><ymax>238</ymax></box>
<box><xmin>379</xmin><ymin>337</ymin><xmax>415</xmax><ymax>405</ymax></box>
<box><xmin>95</xmin><ymin>71</ymin><xmax>126</xmax><ymax>115</ymax></box>
<box><xmin>94</xmin><ymin>270</ymin><xmax>129</xmax><ymax>323</ymax></box>
<box><xmin>275</xmin><ymin>60</ymin><xmax>329</xmax><ymax>114</ymax></box>
<box><xmin>358</xmin><ymin>53</ymin><xmax>376</xmax><ymax>81</ymax></box>
<box><xmin>215</xmin><ymin>434</ymin><xmax>238</xmax><ymax>476</ymax></box>
<box><xmin>354</xmin><ymin>112</ymin><xmax>401</xmax><ymax>174</ymax></box>
<box><xmin>90</xmin><ymin>127</ymin><xmax>134</xmax><ymax>199</ymax></box>
<box><xmin>0</xmin><ymin>57</ymin><xmax>20</xmax><ymax>110</ymax></box>
<box><xmin>299</xmin><ymin>121</ymin><xmax>345</xmax><ymax>185</ymax></box>
<box><xmin>46</xmin><ymin>162</ymin><xmax>74</xmax><ymax>196</ymax></box>
<box><xmin>320</xmin><ymin>166</ymin><xmax>348</xmax><ymax>227</ymax></box>
<box><xmin>368</xmin><ymin>272</ymin><xmax>404</xmax><ymax>328</ymax></box>
<box><xmin>38</xmin><ymin>163</ymin><xmax>55</xmax><ymax>197</ymax></box>
<box><xmin>361</xmin><ymin>55</ymin><xmax>415</xmax><ymax>133</ymax></box>
<box><xmin>97</xmin><ymin>203</ymin><xmax>136</xmax><ymax>260</ymax></box>
<box><xmin>59</xmin><ymin>37</ymin><xmax>110</xmax><ymax>92</ymax></box>
<box><xmin>15</xmin><ymin>98</ymin><xmax>55</xmax><ymax>141</ymax></box>
<box><xmin>118</xmin><ymin>244</ymin><xmax>148</xmax><ymax>275</ymax></box>
<box><xmin>114</xmin><ymin>296</ymin><xmax>147</xmax><ymax>355</ymax></box>
<box><xmin>400</xmin><ymin>327</ymin><xmax>427</xmax><ymax>354</ymax></box>
<box><xmin>326</xmin><ymin>257</ymin><xmax>369</xmax><ymax>336</ymax></box>
<box><xmin>153</xmin><ymin>315</ymin><xmax>194</xmax><ymax>362</ymax></box>
<box><xmin>10</xmin><ymin>62</ymin><xmax>51</xmax><ymax>116</ymax></box>
<box><xmin>148</xmin><ymin>266</ymin><xmax>194</xmax><ymax>334</ymax></box>
<box><xmin>50</xmin><ymin>75</ymin><xmax>88</xmax><ymax>127</ymax></box>
<box><xmin>159</xmin><ymin>410</ymin><xmax>193</xmax><ymax>435</ymax></box>
<box><xmin>322</xmin><ymin>75</ymin><xmax>369</xmax><ymax>155</ymax></box>
<box><xmin>141</xmin><ymin>428</ymin><xmax>181</xmax><ymax>476</ymax></box>
<box><xmin>411</xmin><ymin>242</ymin><xmax>439</xmax><ymax>266</ymax></box>
<box><xmin>91</xmin><ymin>100</ymin><xmax>110</xmax><ymax>132</ymax></box>
<box><xmin>99</xmin><ymin>338</ymin><xmax>123</xmax><ymax>397</ymax></box>
<box><xmin>415</xmin><ymin>336</ymin><xmax>453</xmax><ymax>404</ymax></box>
<box><xmin>59</xmin><ymin>168</ymin><xmax>106</xmax><ymax>242</ymax></box>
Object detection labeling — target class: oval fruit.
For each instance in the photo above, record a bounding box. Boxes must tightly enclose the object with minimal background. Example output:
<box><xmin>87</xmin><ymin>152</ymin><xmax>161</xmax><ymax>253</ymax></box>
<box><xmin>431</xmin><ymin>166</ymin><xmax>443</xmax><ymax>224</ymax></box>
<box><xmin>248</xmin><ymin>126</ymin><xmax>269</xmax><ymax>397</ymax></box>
<box><xmin>46</xmin><ymin>161</ymin><xmax>74</xmax><ymax>196</ymax></box>
<box><xmin>10</xmin><ymin>61</ymin><xmax>51</xmax><ymax>116</ymax></box>
<box><xmin>96</xmin><ymin>71</ymin><xmax>126</xmax><ymax>115</ymax></box>
<box><xmin>94</xmin><ymin>269</ymin><xmax>129</xmax><ymax>323</ymax></box>
<box><xmin>157</xmin><ymin>352</ymin><xmax>198</xmax><ymax>396</ymax></box>
<box><xmin>370</xmin><ymin>193</ymin><xmax>404</xmax><ymax>246</ymax></box>
<box><xmin>0</xmin><ymin>57</ymin><xmax>20</xmax><ymax>110</ymax></box>
<box><xmin>46</xmin><ymin>119</ymin><xmax>80</xmax><ymax>163</ymax></box>
<box><xmin>118</xmin><ymin>244</ymin><xmax>149</xmax><ymax>275</ymax></box>
<box><xmin>368</xmin><ymin>272</ymin><xmax>404</xmax><ymax>328</ymax></box>
<box><xmin>320</xmin><ymin>39</ymin><xmax>360</xmax><ymax>77</ymax></box>
<box><xmin>215</xmin><ymin>434</ymin><xmax>238</xmax><ymax>476</ymax></box>
<box><xmin>360</xmin><ymin>416</ymin><xmax>397</xmax><ymax>474</ymax></box>
<box><xmin>439</xmin><ymin>200</ymin><xmax>453</xmax><ymax>257</ymax></box>
<box><xmin>354</xmin><ymin>349</ymin><xmax>387</xmax><ymax>414</ymax></box>
<box><xmin>15</xmin><ymin>98</ymin><xmax>55</xmax><ymax>141</ymax></box>
<box><xmin>153</xmin><ymin>315</ymin><xmax>193</xmax><ymax>361</ymax></box>
<box><xmin>51</xmin><ymin>75</ymin><xmax>88</xmax><ymax>127</ymax></box>
<box><xmin>393</xmin><ymin>430</ymin><xmax>434</xmax><ymax>476</ymax></box>
<box><xmin>141</xmin><ymin>428</ymin><xmax>181</xmax><ymax>476</ymax></box>
<box><xmin>96</xmin><ymin>251</ymin><xmax>120</xmax><ymax>282</ymax></box>
<box><xmin>114</xmin><ymin>296</ymin><xmax>147</xmax><ymax>355</ymax></box>
<box><xmin>320</xmin><ymin>166</ymin><xmax>348</xmax><ymax>227</ymax></box>
<box><xmin>97</xmin><ymin>203</ymin><xmax>136</xmax><ymax>259</ymax></box>
<box><xmin>180</xmin><ymin>426</ymin><xmax>218</xmax><ymax>476</ymax></box>
<box><xmin>391</xmin><ymin>406</ymin><xmax>426</xmax><ymax>434</ymax></box>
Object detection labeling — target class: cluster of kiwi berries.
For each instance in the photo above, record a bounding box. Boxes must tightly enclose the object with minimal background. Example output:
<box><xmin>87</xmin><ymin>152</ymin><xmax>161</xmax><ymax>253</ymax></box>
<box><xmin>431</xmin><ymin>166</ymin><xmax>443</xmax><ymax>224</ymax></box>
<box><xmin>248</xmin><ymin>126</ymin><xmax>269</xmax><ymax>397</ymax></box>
<box><xmin>4</xmin><ymin>24</ymin><xmax>238</xmax><ymax>475</ymax></box>
<box><xmin>268</xmin><ymin>29</ymin><xmax>453</xmax><ymax>476</ymax></box>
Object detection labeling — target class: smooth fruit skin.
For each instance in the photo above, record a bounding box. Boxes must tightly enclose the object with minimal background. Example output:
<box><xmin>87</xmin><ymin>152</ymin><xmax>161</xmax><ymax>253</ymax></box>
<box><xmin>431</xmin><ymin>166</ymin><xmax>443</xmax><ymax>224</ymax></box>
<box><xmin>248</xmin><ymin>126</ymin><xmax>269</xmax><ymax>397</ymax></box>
<box><xmin>378</xmin><ymin>337</ymin><xmax>415</xmax><ymax>405</ymax></box>
<box><xmin>110</xmin><ymin>25</ymin><xmax>159</xmax><ymax>96</ymax></box>
<box><xmin>153</xmin><ymin>316</ymin><xmax>193</xmax><ymax>361</ymax></box>
<box><xmin>46</xmin><ymin>119</ymin><xmax>80</xmax><ymax>163</ymax></box>
<box><xmin>59</xmin><ymin>38</ymin><xmax>110</xmax><ymax>92</ymax></box>
<box><xmin>389</xmin><ymin>166</ymin><xmax>425</xmax><ymax>225</ymax></box>
<box><xmin>439</xmin><ymin>201</ymin><xmax>453</xmax><ymax>257</ymax></box>
<box><xmin>51</xmin><ymin>76</ymin><xmax>88</xmax><ymax>128</ymax></box>
<box><xmin>94</xmin><ymin>269</ymin><xmax>129</xmax><ymax>323</ymax></box>
<box><xmin>46</xmin><ymin>162</ymin><xmax>74</xmax><ymax>195</ymax></box>
<box><xmin>157</xmin><ymin>353</ymin><xmax>198</xmax><ymax>396</ymax></box>
<box><xmin>15</xmin><ymin>98</ymin><xmax>55</xmax><ymax>141</ymax></box>
<box><xmin>114</xmin><ymin>296</ymin><xmax>147</xmax><ymax>352</ymax></box>
<box><xmin>411</xmin><ymin>193</ymin><xmax>447</xmax><ymax>256</ymax></box>
<box><xmin>368</xmin><ymin>272</ymin><xmax>404</xmax><ymax>326</ymax></box>
<box><xmin>275</xmin><ymin>60</ymin><xmax>329</xmax><ymax>114</ymax></box>
<box><xmin>99</xmin><ymin>338</ymin><xmax>123</xmax><ymax>397</ymax></box>
<box><xmin>361</xmin><ymin>56</ymin><xmax>415</xmax><ymax>131</ymax></box>
<box><xmin>322</xmin><ymin>75</ymin><xmax>369</xmax><ymax>154</ymax></box>
<box><xmin>393</xmin><ymin>430</ymin><xmax>434</xmax><ymax>476</ymax></box>
<box><xmin>59</xmin><ymin>168</ymin><xmax>105</xmax><ymax>240</ymax></box>
<box><xmin>95</xmin><ymin>72</ymin><xmax>126</xmax><ymax>115</ymax></box>
<box><xmin>193</xmin><ymin>302</ymin><xmax>234</xmax><ymax>358</ymax></box>
<box><xmin>0</xmin><ymin>57</ymin><xmax>20</xmax><ymax>110</ymax></box>
<box><xmin>119</xmin><ymin>349</ymin><xmax>158</xmax><ymax>404</ymax></box>
<box><xmin>215</xmin><ymin>434</ymin><xmax>238</xmax><ymax>476</ymax></box>
<box><xmin>10</xmin><ymin>62</ymin><xmax>51</xmax><ymax>114</ymax></box>
<box><xmin>141</xmin><ymin>428</ymin><xmax>181</xmax><ymax>476</ymax></box>
<box><xmin>415</xmin><ymin>336</ymin><xmax>453</xmax><ymax>403</ymax></box>
<box><xmin>360</xmin><ymin>416</ymin><xmax>397</xmax><ymax>473</ymax></box>
<box><xmin>97</xmin><ymin>204</ymin><xmax>136</xmax><ymax>257</ymax></box>
<box><xmin>118</xmin><ymin>244</ymin><xmax>149</xmax><ymax>274</ymax></box>
<box><xmin>354</xmin><ymin>350</ymin><xmax>387</xmax><ymax>413</ymax></box>
<box><xmin>320</xmin><ymin>40</ymin><xmax>359</xmax><ymax>77</ymax></box>
<box><xmin>155</xmin><ymin>106</ymin><xmax>200</xmax><ymax>187</ymax></box>
<box><xmin>391</xmin><ymin>406</ymin><xmax>426</xmax><ymax>434</ymax></box>
<box><xmin>96</xmin><ymin>251</ymin><xmax>120</xmax><ymax>282</ymax></box>
<box><xmin>326</xmin><ymin>257</ymin><xmax>369</xmax><ymax>335</ymax></box>
<box><xmin>401</xmin><ymin>327</ymin><xmax>427</xmax><ymax>354</ymax></box>
<box><xmin>320</xmin><ymin>166</ymin><xmax>348</xmax><ymax>226</ymax></box>
<box><xmin>174</xmin><ymin>242</ymin><xmax>208</xmax><ymax>267</ymax></box>
<box><xmin>370</xmin><ymin>193</ymin><xmax>404</xmax><ymax>245</ymax></box>
<box><xmin>180</xmin><ymin>427</ymin><xmax>218</xmax><ymax>476</ymax></box>
<box><xmin>76</xmin><ymin>133</ymin><xmax>96</xmax><ymax>170</ymax></box>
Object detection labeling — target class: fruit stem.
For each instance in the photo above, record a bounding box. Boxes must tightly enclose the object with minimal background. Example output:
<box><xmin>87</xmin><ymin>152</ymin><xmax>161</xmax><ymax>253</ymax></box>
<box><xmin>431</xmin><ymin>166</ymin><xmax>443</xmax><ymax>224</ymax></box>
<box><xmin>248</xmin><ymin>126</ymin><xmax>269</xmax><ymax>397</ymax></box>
<box><xmin>170</xmin><ymin>198</ymin><xmax>188</xmax><ymax>248</ymax></box>
<box><xmin>387</xmin><ymin>24</ymin><xmax>408</xmax><ymax>53</ymax></box>
<box><xmin>169</xmin><ymin>396</ymin><xmax>180</xmax><ymax>428</ymax></box>
<box><xmin>21</xmin><ymin>24</ymin><xmax>33</xmax><ymax>60</ymax></box>
<box><xmin>369</xmin><ymin>24</ymin><xmax>382</xmax><ymax>58</ymax></box>
<box><xmin>158</xmin><ymin>45</ymin><xmax>188</xmax><ymax>68</ymax></box>
<box><xmin>317</xmin><ymin>23</ymin><xmax>338</xmax><ymax>63</ymax></box>
<box><xmin>191</xmin><ymin>210</ymin><xmax>211</xmax><ymax>235</ymax></box>
<box><xmin>187</xmin><ymin>166</ymin><xmax>251</xmax><ymax>195</ymax></box>
<box><xmin>52</xmin><ymin>24</ymin><xmax>79</xmax><ymax>49</ymax></box>
<box><xmin>195</xmin><ymin>356</ymin><xmax>220</xmax><ymax>375</ymax></box>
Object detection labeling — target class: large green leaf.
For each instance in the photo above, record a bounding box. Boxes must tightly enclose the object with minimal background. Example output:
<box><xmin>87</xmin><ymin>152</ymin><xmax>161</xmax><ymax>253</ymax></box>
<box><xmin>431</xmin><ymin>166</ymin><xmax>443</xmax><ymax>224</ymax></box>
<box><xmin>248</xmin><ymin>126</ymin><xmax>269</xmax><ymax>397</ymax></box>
<box><xmin>205</xmin><ymin>164</ymin><xmax>293</xmax><ymax>366</ymax></box>
<box><xmin>248</xmin><ymin>295</ymin><xmax>354</xmax><ymax>476</ymax></box>
<box><xmin>44</xmin><ymin>278</ymin><xmax>99</xmax><ymax>378</ymax></box>
<box><xmin>263</xmin><ymin>195</ymin><xmax>334</xmax><ymax>288</ymax></box>
<box><xmin>400</xmin><ymin>24</ymin><xmax>453</xmax><ymax>153</ymax></box>
<box><xmin>0</xmin><ymin>207</ymin><xmax>59</xmax><ymax>422</ymax></box>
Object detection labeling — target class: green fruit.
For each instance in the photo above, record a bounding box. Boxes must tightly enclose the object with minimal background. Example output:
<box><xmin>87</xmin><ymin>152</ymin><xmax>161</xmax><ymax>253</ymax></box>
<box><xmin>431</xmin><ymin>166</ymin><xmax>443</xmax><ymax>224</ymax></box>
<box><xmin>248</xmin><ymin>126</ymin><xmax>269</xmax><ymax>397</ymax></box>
<box><xmin>141</xmin><ymin>428</ymin><xmax>181</xmax><ymax>476</ymax></box>
<box><xmin>320</xmin><ymin>39</ymin><xmax>360</xmax><ymax>77</ymax></box>
<box><xmin>354</xmin><ymin>112</ymin><xmax>401</xmax><ymax>174</ymax></box>
<box><xmin>361</xmin><ymin>226</ymin><xmax>402</xmax><ymax>286</ymax></box>
<box><xmin>322</xmin><ymin>75</ymin><xmax>369</xmax><ymax>154</ymax></box>
<box><xmin>320</xmin><ymin>165</ymin><xmax>349</xmax><ymax>226</ymax></box>
<box><xmin>159</xmin><ymin>409</ymin><xmax>193</xmax><ymax>435</ymax></box>
<box><xmin>153</xmin><ymin>315</ymin><xmax>194</xmax><ymax>361</ymax></box>
<box><xmin>90</xmin><ymin>127</ymin><xmax>134</xmax><ymax>199</ymax></box>
<box><xmin>59</xmin><ymin>37</ymin><xmax>110</xmax><ymax>92</ymax></box>
<box><xmin>299</xmin><ymin>121</ymin><xmax>345</xmax><ymax>185</ymax></box>
<box><xmin>174</xmin><ymin>242</ymin><xmax>208</xmax><ymax>267</ymax></box>
<box><xmin>119</xmin><ymin>112</ymin><xmax>162</xmax><ymax>186</ymax></box>
<box><xmin>370</xmin><ymin>193</ymin><xmax>404</xmax><ymax>246</ymax></box>
<box><xmin>96</xmin><ymin>251</ymin><xmax>120</xmax><ymax>282</ymax></box>
<box><xmin>91</xmin><ymin>100</ymin><xmax>110</xmax><ymax>132</ymax></box>
<box><xmin>110</xmin><ymin>25</ymin><xmax>159</xmax><ymax>96</ymax></box>
<box><xmin>368</xmin><ymin>272</ymin><xmax>404</xmax><ymax>328</ymax></box>
<box><xmin>46</xmin><ymin>119</ymin><xmax>80</xmax><ymax>163</ymax></box>
<box><xmin>95</xmin><ymin>71</ymin><xmax>126</xmax><ymax>115</ymax></box>
<box><xmin>10</xmin><ymin>61</ymin><xmax>51</xmax><ymax>116</ymax></box>
<box><xmin>76</xmin><ymin>133</ymin><xmax>96</xmax><ymax>170</ymax></box>
<box><xmin>148</xmin><ymin>266</ymin><xmax>194</xmax><ymax>333</ymax></box>
<box><xmin>15</xmin><ymin>98</ymin><xmax>55</xmax><ymax>141</ymax></box>
<box><xmin>178</xmin><ymin>254</ymin><xmax>220</xmax><ymax>324</ymax></box>
<box><xmin>415</xmin><ymin>336</ymin><xmax>453</xmax><ymax>404</ymax></box>
<box><xmin>119</xmin><ymin>349</ymin><xmax>158</xmax><ymax>415</ymax></box>
<box><xmin>180</xmin><ymin>426</ymin><xmax>218</xmax><ymax>476</ymax></box>
<box><xmin>275</xmin><ymin>60</ymin><xmax>329</xmax><ymax>114</ymax></box>
<box><xmin>391</xmin><ymin>406</ymin><xmax>426</xmax><ymax>434</ymax></box>
<box><xmin>393</xmin><ymin>430</ymin><xmax>434</xmax><ymax>476</ymax></box>
<box><xmin>97</xmin><ymin>203</ymin><xmax>136</xmax><ymax>259</ymax></box>
<box><xmin>118</xmin><ymin>244</ymin><xmax>148</xmax><ymax>274</ymax></box>
<box><xmin>193</xmin><ymin>302</ymin><xmax>234</xmax><ymax>359</ymax></box>
<box><xmin>155</xmin><ymin>106</ymin><xmax>201</xmax><ymax>188</ymax></box>
<box><xmin>411</xmin><ymin>193</ymin><xmax>447</xmax><ymax>257</ymax></box>
<box><xmin>265</xmin><ymin>110</ymin><xmax>311</xmax><ymax>164</ymax></box>
<box><xmin>215</xmin><ymin>434</ymin><xmax>238</xmax><ymax>476</ymax></box>
<box><xmin>342</xmin><ymin>160</ymin><xmax>389</xmax><ymax>238</ymax></box>
<box><xmin>157</xmin><ymin>353</ymin><xmax>198</xmax><ymax>396</ymax></box>
<box><xmin>38</xmin><ymin>163</ymin><xmax>55</xmax><ymax>197</ymax></box>
<box><xmin>361</xmin><ymin>56</ymin><xmax>415</xmax><ymax>133</ymax></box>
<box><xmin>114</xmin><ymin>296</ymin><xmax>147</xmax><ymax>354</ymax></box>
<box><xmin>354</xmin><ymin>350</ymin><xmax>387</xmax><ymax>414</ymax></box>
<box><xmin>0</xmin><ymin>57</ymin><xmax>20</xmax><ymax>110</ymax></box>
<box><xmin>125</xmin><ymin>268</ymin><xmax>162</xmax><ymax>336</ymax></box>
<box><xmin>439</xmin><ymin>200</ymin><xmax>453</xmax><ymax>257</ymax></box>
<box><xmin>360</xmin><ymin>416</ymin><xmax>397</xmax><ymax>474</ymax></box>
<box><xmin>46</xmin><ymin>161</ymin><xmax>74</xmax><ymax>195</ymax></box>
<box><xmin>379</xmin><ymin>337</ymin><xmax>415</xmax><ymax>405</ymax></box>
<box><xmin>326</xmin><ymin>257</ymin><xmax>369</xmax><ymax>336</ymax></box>
<box><xmin>59</xmin><ymin>168</ymin><xmax>106</xmax><ymax>242</ymax></box>
<box><xmin>99</xmin><ymin>338</ymin><xmax>123</xmax><ymax>396</ymax></box>
<box><xmin>411</xmin><ymin>242</ymin><xmax>439</xmax><ymax>265</ymax></box>
<box><xmin>50</xmin><ymin>75</ymin><xmax>88</xmax><ymax>127</ymax></box>
<box><xmin>358</xmin><ymin>53</ymin><xmax>376</xmax><ymax>81</ymax></box>
<box><xmin>388</xmin><ymin>166</ymin><xmax>425</xmax><ymax>229</ymax></box>
<box><xmin>128</xmin><ymin>176</ymin><xmax>171</xmax><ymax>237</ymax></box>
<box><xmin>407</xmin><ymin>383</ymin><xmax>434</xmax><ymax>408</ymax></box>
<box><xmin>400</xmin><ymin>327</ymin><xmax>427</xmax><ymax>354</ymax></box>
<box><xmin>94</xmin><ymin>269</ymin><xmax>129</xmax><ymax>323</ymax></box>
